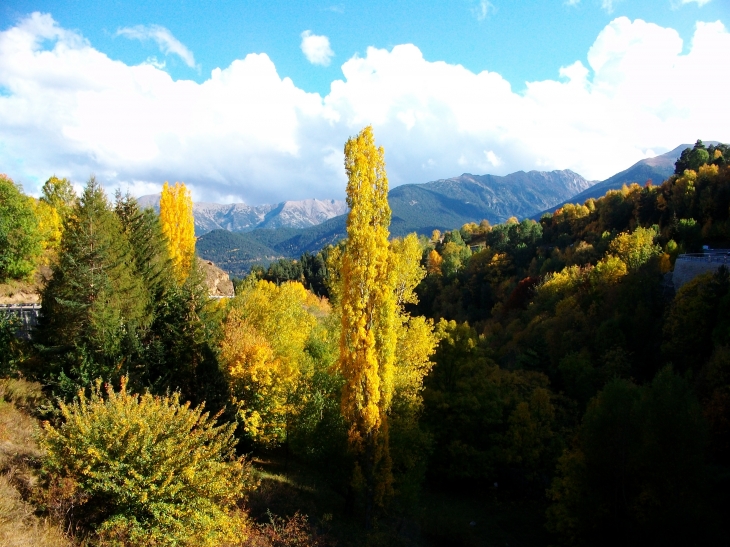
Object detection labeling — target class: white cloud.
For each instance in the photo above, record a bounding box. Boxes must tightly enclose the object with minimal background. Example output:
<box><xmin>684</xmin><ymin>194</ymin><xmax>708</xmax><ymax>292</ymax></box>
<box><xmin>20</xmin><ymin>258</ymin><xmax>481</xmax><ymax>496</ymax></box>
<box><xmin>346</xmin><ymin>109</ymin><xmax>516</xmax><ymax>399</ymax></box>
<box><xmin>472</xmin><ymin>1</ymin><xmax>496</xmax><ymax>21</ymax></box>
<box><xmin>144</xmin><ymin>56</ymin><xmax>166</xmax><ymax>69</ymax></box>
<box><xmin>485</xmin><ymin>150</ymin><xmax>502</xmax><ymax>167</ymax></box>
<box><xmin>300</xmin><ymin>30</ymin><xmax>334</xmax><ymax>66</ymax></box>
<box><xmin>601</xmin><ymin>0</ymin><xmax>622</xmax><ymax>13</ymax></box>
<box><xmin>565</xmin><ymin>0</ymin><xmax>581</xmax><ymax>6</ymax></box>
<box><xmin>1</xmin><ymin>12</ymin><xmax>729</xmax><ymax>205</ymax></box>
<box><xmin>117</xmin><ymin>24</ymin><xmax>196</xmax><ymax>68</ymax></box>
<box><xmin>677</xmin><ymin>0</ymin><xmax>713</xmax><ymax>6</ymax></box>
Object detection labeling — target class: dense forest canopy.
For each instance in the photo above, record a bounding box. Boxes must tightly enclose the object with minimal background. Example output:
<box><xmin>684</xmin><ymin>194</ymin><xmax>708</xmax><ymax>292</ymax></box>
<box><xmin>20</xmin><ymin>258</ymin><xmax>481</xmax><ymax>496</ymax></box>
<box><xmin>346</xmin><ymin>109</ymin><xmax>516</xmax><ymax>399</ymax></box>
<box><xmin>1</xmin><ymin>137</ymin><xmax>729</xmax><ymax>545</ymax></box>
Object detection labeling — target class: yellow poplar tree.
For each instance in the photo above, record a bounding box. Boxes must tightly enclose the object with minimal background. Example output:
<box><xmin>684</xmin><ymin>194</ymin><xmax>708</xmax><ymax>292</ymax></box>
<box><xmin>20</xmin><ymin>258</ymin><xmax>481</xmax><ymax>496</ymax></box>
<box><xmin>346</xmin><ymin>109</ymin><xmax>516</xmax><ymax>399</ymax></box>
<box><xmin>159</xmin><ymin>181</ymin><xmax>195</xmax><ymax>283</ymax></box>
<box><xmin>338</xmin><ymin>126</ymin><xmax>398</xmax><ymax>522</ymax></box>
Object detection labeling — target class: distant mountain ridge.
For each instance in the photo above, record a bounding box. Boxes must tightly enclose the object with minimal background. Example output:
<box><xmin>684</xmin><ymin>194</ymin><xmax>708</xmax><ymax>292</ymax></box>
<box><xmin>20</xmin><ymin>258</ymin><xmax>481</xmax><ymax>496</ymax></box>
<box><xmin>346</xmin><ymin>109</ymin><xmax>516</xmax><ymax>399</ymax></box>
<box><xmin>389</xmin><ymin>169</ymin><xmax>594</xmax><ymax>234</ymax></box>
<box><xmin>181</xmin><ymin>145</ymin><xmax>698</xmax><ymax>276</ymax></box>
<box><xmin>137</xmin><ymin>195</ymin><xmax>348</xmax><ymax>235</ymax></box>
<box><xmin>196</xmin><ymin>168</ymin><xmax>597</xmax><ymax>276</ymax></box>
<box><xmin>536</xmin><ymin>144</ymin><xmax>710</xmax><ymax>217</ymax></box>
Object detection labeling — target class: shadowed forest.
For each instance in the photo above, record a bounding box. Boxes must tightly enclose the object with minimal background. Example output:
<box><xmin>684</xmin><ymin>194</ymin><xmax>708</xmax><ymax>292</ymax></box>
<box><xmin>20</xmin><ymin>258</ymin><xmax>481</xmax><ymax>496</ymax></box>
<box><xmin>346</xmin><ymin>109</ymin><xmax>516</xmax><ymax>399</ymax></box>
<box><xmin>1</xmin><ymin>136</ymin><xmax>730</xmax><ymax>546</ymax></box>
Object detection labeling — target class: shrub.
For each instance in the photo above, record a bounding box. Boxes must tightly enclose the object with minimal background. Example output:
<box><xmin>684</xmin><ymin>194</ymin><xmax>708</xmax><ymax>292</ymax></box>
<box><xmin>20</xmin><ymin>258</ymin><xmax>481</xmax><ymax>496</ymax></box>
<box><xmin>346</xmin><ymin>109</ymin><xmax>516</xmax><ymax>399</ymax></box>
<box><xmin>0</xmin><ymin>311</ymin><xmax>23</xmax><ymax>376</ymax></box>
<box><xmin>40</xmin><ymin>378</ymin><xmax>254</xmax><ymax>546</ymax></box>
<box><xmin>243</xmin><ymin>511</ymin><xmax>330</xmax><ymax>547</ymax></box>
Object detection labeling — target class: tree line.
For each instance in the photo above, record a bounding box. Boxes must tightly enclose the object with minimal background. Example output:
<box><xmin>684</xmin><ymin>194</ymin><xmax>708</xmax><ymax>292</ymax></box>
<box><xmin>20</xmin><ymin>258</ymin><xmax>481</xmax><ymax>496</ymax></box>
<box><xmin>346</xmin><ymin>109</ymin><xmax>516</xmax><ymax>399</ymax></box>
<box><xmin>1</xmin><ymin>137</ymin><xmax>729</xmax><ymax>545</ymax></box>
<box><xmin>236</xmin><ymin>139</ymin><xmax>730</xmax><ymax>545</ymax></box>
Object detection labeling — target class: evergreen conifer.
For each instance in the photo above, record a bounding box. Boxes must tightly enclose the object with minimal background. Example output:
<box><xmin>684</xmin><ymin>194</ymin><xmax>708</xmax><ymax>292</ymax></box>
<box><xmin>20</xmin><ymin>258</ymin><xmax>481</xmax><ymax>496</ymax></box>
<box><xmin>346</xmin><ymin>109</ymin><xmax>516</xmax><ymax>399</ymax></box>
<box><xmin>37</xmin><ymin>177</ymin><xmax>148</xmax><ymax>396</ymax></box>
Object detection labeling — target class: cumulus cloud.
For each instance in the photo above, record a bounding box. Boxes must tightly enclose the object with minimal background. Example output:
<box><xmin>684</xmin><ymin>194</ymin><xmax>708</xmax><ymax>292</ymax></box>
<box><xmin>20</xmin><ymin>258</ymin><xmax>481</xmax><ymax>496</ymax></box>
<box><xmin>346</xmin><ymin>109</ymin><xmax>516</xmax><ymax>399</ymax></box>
<box><xmin>117</xmin><ymin>24</ymin><xmax>196</xmax><ymax>68</ymax></box>
<box><xmin>485</xmin><ymin>151</ymin><xmax>502</xmax><ymax>167</ymax></box>
<box><xmin>300</xmin><ymin>31</ymin><xmax>334</xmax><ymax>66</ymax></box>
<box><xmin>1</xmin><ymin>12</ymin><xmax>729</xmax><ymax>205</ymax></box>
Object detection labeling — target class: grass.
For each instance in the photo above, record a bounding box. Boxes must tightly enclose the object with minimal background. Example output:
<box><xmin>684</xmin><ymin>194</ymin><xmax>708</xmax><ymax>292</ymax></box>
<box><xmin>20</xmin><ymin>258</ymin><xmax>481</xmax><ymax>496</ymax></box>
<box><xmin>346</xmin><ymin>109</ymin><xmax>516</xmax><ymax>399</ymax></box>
<box><xmin>0</xmin><ymin>380</ymin><xmax>70</xmax><ymax>547</ymax></box>
<box><xmin>0</xmin><ymin>474</ymin><xmax>70</xmax><ymax>547</ymax></box>
<box><xmin>246</xmin><ymin>455</ymin><xmax>342</xmax><ymax>537</ymax></box>
<box><xmin>0</xmin><ymin>378</ymin><xmax>49</xmax><ymax>415</ymax></box>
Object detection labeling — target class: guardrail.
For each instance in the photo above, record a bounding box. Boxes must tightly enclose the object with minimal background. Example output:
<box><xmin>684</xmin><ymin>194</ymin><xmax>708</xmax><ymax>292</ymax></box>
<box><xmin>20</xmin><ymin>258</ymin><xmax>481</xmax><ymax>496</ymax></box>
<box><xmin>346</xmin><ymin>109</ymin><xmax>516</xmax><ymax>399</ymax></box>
<box><xmin>676</xmin><ymin>252</ymin><xmax>730</xmax><ymax>264</ymax></box>
<box><xmin>1</xmin><ymin>296</ymin><xmax>232</xmax><ymax>339</ymax></box>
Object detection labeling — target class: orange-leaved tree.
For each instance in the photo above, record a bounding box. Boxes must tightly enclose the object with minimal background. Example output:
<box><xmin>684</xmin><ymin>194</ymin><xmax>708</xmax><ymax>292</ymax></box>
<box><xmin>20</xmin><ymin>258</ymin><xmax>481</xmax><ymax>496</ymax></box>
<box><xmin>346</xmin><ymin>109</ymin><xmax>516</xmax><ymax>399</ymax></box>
<box><xmin>159</xmin><ymin>181</ymin><xmax>195</xmax><ymax>283</ymax></box>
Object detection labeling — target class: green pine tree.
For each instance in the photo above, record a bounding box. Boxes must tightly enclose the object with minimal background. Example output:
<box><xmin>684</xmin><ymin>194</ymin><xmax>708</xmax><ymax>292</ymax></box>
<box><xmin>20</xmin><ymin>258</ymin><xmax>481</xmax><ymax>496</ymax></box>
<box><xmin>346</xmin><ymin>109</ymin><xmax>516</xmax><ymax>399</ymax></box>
<box><xmin>37</xmin><ymin>177</ymin><xmax>149</xmax><ymax>396</ymax></box>
<box><xmin>114</xmin><ymin>190</ymin><xmax>175</xmax><ymax>302</ymax></box>
<box><xmin>144</xmin><ymin>261</ymin><xmax>229</xmax><ymax>410</ymax></box>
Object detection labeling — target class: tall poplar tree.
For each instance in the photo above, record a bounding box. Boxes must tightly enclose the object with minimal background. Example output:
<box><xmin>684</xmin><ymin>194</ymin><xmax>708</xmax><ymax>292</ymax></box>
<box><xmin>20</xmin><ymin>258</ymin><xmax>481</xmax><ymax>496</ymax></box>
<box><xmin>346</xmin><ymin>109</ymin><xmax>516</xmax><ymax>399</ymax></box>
<box><xmin>159</xmin><ymin>181</ymin><xmax>195</xmax><ymax>283</ymax></box>
<box><xmin>338</xmin><ymin>126</ymin><xmax>397</xmax><ymax>525</ymax></box>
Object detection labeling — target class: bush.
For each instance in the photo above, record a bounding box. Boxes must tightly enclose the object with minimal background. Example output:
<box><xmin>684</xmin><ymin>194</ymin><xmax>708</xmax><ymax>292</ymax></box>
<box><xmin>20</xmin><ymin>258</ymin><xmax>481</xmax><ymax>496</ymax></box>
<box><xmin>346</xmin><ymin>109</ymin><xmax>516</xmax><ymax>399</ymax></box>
<box><xmin>243</xmin><ymin>511</ymin><xmax>330</xmax><ymax>547</ymax></box>
<box><xmin>0</xmin><ymin>311</ymin><xmax>23</xmax><ymax>376</ymax></box>
<box><xmin>40</xmin><ymin>378</ymin><xmax>254</xmax><ymax>546</ymax></box>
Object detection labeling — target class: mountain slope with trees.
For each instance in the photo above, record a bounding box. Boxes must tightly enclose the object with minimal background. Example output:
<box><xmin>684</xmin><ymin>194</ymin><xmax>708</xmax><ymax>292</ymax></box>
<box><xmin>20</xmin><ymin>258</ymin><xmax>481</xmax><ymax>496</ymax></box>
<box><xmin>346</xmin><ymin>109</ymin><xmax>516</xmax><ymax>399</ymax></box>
<box><xmin>197</xmin><ymin>148</ymin><xmax>697</xmax><ymax>276</ymax></box>
<box><xmin>540</xmin><ymin>143</ymin><xmax>697</xmax><ymax>216</ymax></box>
<box><xmin>197</xmin><ymin>169</ymin><xmax>596</xmax><ymax>275</ymax></box>
<box><xmin>2</xmin><ymin>138</ymin><xmax>729</xmax><ymax>546</ymax></box>
<box><xmin>389</xmin><ymin>168</ymin><xmax>593</xmax><ymax>231</ymax></box>
<box><xmin>241</xmin><ymin>138</ymin><xmax>730</xmax><ymax>544</ymax></box>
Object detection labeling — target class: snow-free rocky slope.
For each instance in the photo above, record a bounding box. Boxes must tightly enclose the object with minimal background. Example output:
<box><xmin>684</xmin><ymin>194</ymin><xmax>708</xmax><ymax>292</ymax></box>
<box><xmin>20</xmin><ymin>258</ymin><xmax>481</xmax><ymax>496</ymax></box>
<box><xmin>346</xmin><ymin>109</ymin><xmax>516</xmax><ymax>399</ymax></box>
<box><xmin>137</xmin><ymin>196</ymin><xmax>348</xmax><ymax>236</ymax></box>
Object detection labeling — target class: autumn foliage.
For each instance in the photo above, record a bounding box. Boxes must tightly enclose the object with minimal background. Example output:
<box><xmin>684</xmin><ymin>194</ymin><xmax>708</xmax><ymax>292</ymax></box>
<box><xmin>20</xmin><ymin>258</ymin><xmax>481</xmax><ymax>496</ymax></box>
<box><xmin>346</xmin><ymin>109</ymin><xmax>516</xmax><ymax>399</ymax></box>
<box><xmin>40</xmin><ymin>378</ymin><xmax>253</xmax><ymax>546</ymax></box>
<box><xmin>220</xmin><ymin>280</ymin><xmax>320</xmax><ymax>444</ymax></box>
<box><xmin>332</xmin><ymin>127</ymin><xmax>440</xmax><ymax>521</ymax></box>
<box><xmin>160</xmin><ymin>181</ymin><xmax>195</xmax><ymax>283</ymax></box>
<box><xmin>3</xmin><ymin>139</ymin><xmax>730</xmax><ymax>545</ymax></box>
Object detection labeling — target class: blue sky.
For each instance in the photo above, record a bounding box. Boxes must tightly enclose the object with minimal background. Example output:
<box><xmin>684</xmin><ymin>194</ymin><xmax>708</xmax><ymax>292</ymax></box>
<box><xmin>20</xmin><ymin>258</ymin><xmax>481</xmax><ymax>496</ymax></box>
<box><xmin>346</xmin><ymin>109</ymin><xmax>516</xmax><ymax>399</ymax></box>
<box><xmin>3</xmin><ymin>0</ymin><xmax>726</xmax><ymax>94</ymax></box>
<box><xmin>0</xmin><ymin>0</ymin><xmax>728</xmax><ymax>203</ymax></box>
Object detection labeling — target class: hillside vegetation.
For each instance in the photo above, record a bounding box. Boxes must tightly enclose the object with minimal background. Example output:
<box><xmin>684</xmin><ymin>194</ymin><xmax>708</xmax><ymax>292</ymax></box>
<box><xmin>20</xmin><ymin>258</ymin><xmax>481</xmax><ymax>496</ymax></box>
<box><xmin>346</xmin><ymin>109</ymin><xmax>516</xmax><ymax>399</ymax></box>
<box><xmin>0</xmin><ymin>138</ymin><xmax>729</xmax><ymax>546</ymax></box>
<box><xmin>197</xmin><ymin>151</ymin><xmax>678</xmax><ymax>276</ymax></box>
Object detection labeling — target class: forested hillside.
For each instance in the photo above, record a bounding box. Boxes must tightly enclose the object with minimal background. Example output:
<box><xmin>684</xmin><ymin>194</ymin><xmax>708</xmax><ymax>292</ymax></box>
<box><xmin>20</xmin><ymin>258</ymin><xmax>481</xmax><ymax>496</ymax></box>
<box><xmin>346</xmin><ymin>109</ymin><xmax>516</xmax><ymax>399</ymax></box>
<box><xmin>1</xmin><ymin>138</ymin><xmax>729</xmax><ymax>546</ymax></box>
<box><xmin>196</xmin><ymin>168</ymin><xmax>596</xmax><ymax>275</ymax></box>
<box><xmin>540</xmin><ymin>143</ymin><xmax>685</xmax><ymax>215</ymax></box>
<box><xmin>196</xmin><ymin>149</ymin><xmax>684</xmax><ymax>277</ymax></box>
<box><xmin>250</xmin><ymin>139</ymin><xmax>730</xmax><ymax>545</ymax></box>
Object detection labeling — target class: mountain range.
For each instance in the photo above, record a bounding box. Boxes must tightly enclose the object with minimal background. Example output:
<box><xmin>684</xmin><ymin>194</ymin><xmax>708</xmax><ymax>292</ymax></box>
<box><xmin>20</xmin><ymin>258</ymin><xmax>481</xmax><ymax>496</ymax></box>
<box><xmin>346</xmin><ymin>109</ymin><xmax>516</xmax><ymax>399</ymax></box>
<box><xmin>182</xmin><ymin>145</ymin><xmax>690</xmax><ymax>276</ymax></box>
<box><xmin>388</xmin><ymin>169</ymin><xmax>594</xmax><ymax>235</ymax></box>
<box><xmin>537</xmin><ymin>144</ymin><xmax>686</xmax><ymax>216</ymax></box>
<box><xmin>194</xmin><ymin>169</ymin><xmax>600</xmax><ymax>276</ymax></box>
<box><xmin>137</xmin><ymin>196</ymin><xmax>348</xmax><ymax>236</ymax></box>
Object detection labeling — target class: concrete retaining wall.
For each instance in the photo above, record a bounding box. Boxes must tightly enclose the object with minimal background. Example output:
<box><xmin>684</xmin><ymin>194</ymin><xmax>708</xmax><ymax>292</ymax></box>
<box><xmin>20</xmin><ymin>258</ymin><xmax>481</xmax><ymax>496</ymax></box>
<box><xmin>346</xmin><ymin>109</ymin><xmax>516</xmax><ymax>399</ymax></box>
<box><xmin>673</xmin><ymin>256</ymin><xmax>730</xmax><ymax>289</ymax></box>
